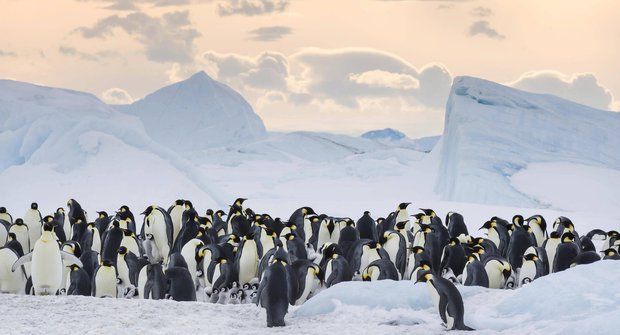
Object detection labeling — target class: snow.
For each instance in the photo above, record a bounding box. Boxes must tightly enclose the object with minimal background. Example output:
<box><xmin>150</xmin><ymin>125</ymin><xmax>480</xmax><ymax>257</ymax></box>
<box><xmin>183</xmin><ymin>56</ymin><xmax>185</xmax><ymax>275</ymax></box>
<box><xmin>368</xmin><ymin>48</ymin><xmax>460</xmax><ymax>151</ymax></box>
<box><xmin>435</xmin><ymin>76</ymin><xmax>620</xmax><ymax>207</ymax></box>
<box><xmin>361</xmin><ymin>128</ymin><xmax>407</xmax><ymax>141</ymax></box>
<box><xmin>0</xmin><ymin>261</ymin><xmax>617</xmax><ymax>334</ymax></box>
<box><xmin>117</xmin><ymin>71</ymin><xmax>267</xmax><ymax>151</ymax></box>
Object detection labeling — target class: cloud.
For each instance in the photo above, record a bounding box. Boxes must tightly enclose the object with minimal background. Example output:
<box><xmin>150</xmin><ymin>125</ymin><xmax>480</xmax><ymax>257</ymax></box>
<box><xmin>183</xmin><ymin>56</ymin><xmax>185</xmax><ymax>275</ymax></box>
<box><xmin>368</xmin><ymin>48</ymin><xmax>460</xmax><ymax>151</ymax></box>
<box><xmin>101</xmin><ymin>87</ymin><xmax>134</xmax><ymax>104</ymax></box>
<box><xmin>217</xmin><ymin>0</ymin><xmax>289</xmax><ymax>16</ymax></box>
<box><xmin>509</xmin><ymin>71</ymin><xmax>617</xmax><ymax>111</ymax></box>
<box><xmin>247</xmin><ymin>26</ymin><xmax>292</xmax><ymax>41</ymax></box>
<box><xmin>468</xmin><ymin>20</ymin><xmax>505</xmax><ymax>39</ymax></box>
<box><xmin>0</xmin><ymin>50</ymin><xmax>17</xmax><ymax>57</ymax></box>
<box><xmin>76</xmin><ymin>10</ymin><xmax>200</xmax><ymax>63</ymax></box>
<box><xmin>77</xmin><ymin>0</ymin><xmax>192</xmax><ymax>11</ymax></box>
<box><xmin>470</xmin><ymin>6</ymin><xmax>492</xmax><ymax>17</ymax></box>
<box><xmin>349</xmin><ymin>70</ymin><xmax>420</xmax><ymax>90</ymax></box>
<box><xmin>58</xmin><ymin>45</ymin><xmax>117</xmax><ymax>62</ymax></box>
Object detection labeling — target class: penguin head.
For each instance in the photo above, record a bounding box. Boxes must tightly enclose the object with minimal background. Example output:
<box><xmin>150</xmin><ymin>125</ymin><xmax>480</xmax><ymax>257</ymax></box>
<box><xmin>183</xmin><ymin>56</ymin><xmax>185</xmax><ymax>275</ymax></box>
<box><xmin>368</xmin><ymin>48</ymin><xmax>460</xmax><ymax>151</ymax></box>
<box><xmin>421</xmin><ymin>224</ymin><xmax>434</xmax><ymax>234</ymax></box>
<box><xmin>119</xmin><ymin>205</ymin><xmax>131</xmax><ymax>213</ymax></box>
<box><xmin>56</xmin><ymin>207</ymin><xmax>65</xmax><ymax>214</ymax></box>
<box><xmin>30</xmin><ymin>202</ymin><xmax>38</xmax><ymax>210</ymax></box>
<box><xmin>524</xmin><ymin>253</ymin><xmax>538</xmax><ymax>261</ymax></box>
<box><xmin>97</xmin><ymin>211</ymin><xmax>108</xmax><ymax>219</ymax></box>
<box><xmin>42</xmin><ymin>215</ymin><xmax>54</xmax><ymax>223</ymax></box>
<box><xmin>302</xmin><ymin>207</ymin><xmax>316</xmax><ymax>216</ymax></box>
<box><xmin>448</xmin><ymin>238</ymin><xmax>461</xmax><ymax>246</ymax></box>
<box><xmin>410</xmin><ymin>213</ymin><xmax>424</xmax><ymax>223</ymax></box>
<box><xmin>479</xmin><ymin>220</ymin><xmax>495</xmax><ymax>230</ymax></box>
<box><xmin>603</xmin><ymin>248</ymin><xmax>618</xmax><ymax>256</ymax></box>
<box><xmin>234</xmin><ymin>198</ymin><xmax>247</xmax><ymax>207</ymax></box>
<box><xmin>43</xmin><ymin>221</ymin><xmax>54</xmax><ymax>232</ymax></box>
<box><xmin>419</xmin><ymin>208</ymin><xmax>435</xmax><ymax>217</ymax></box>
<box><xmin>118</xmin><ymin>246</ymin><xmax>128</xmax><ymax>255</ymax></box>
<box><xmin>562</xmin><ymin>221</ymin><xmax>575</xmax><ymax>232</ymax></box>
<box><xmin>418</xmin><ymin>260</ymin><xmax>432</xmax><ymax>271</ymax></box>
<box><xmin>140</xmin><ymin>206</ymin><xmax>154</xmax><ymax>216</ymax></box>
<box><xmin>395</xmin><ymin>220</ymin><xmax>408</xmax><ymax>230</ymax></box>
<box><xmin>67</xmin><ymin>264</ymin><xmax>81</xmax><ymax>271</ymax></box>
<box><xmin>206</xmin><ymin>208</ymin><xmax>214</xmax><ymax>216</ymax></box>
<box><xmin>501</xmin><ymin>263</ymin><xmax>512</xmax><ymax>280</ymax></box>
<box><xmin>361</xmin><ymin>266</ymin><xmax>374</xmax><ymax>281</ymax></box>
<box><xmin>512</xmin><ymin>215</ymin><xmax>524</xmax><ymax>227</ymax></box>
<box><xmin>184</xmin><ymin>200</ymin><xmax>193</xmax><ymax>210</ymax></box>
<box><xmin>7</xmin><ymin>232</ymin><xmax>16</xmax><ymax>241</ymax></box>
<box><xmin>0</xmin><ymin>207</ymin><xmax>6</xmax><ymax>213</ymax></box>
<box><xmin>101</xmin><ymin>260</ymin><xmax>113</xmax><ymax>267</ymax></box>
<box><xmin>412</xmin><ymin>246</ymin><xmax>425</xmax><ymax>254</ymax></box>
<box><xmin>561</xmin><ymin>232</ymin><xmax>575</xmax><ymax>243</ymax></box>
<box><xmin>242</xmin><ymin>283</ymin><xmax>251</xmax><ymax>290</ymax></box>
<box><xmin>15</xmin><ymin>218</ymin><xmax>24</xmax><ymax>225</ymax></box>
<box><xmin>174</xmin><ymin>199</ymin><xmax>184</xmax><ymax>206</ymax></box>
<box><xmin>215</xmin><ymin>210</ymin><xmax>226</xmax><ymax>218</ymax></box>
<box><xmin>112</xmin><ymin>220</ymin><xmax>120</xmax><ymax>228</ymax></box>
<box><xmin>415</xmin><ymin>270</ymin><xmax>433</xmax><ymax>284</ymax></box>
<box><xmin>398</xmin><ymin>202</ymin><xmax>411</xmax><ymax>210</ymax></box>
<box><xmin>549</xmin><ymin>231</ymin><xmax>560</xmax><ymax>239</ymax></box>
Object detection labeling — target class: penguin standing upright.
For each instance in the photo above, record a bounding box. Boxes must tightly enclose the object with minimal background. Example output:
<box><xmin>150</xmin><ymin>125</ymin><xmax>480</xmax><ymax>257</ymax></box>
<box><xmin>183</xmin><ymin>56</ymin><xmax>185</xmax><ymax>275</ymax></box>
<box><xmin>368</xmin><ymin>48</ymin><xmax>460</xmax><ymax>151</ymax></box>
<box><xmin>519</xmin><ymin>253</ymin><xmax>544</xmax><ymax>286</ymax></box>
<box><xmin>381</xmin><ymin>231</ymin><xmax>406</xmax><ymax>277</ymax></box>
<box><xmin>322</xmin><ymin>244</ymin><xmax>353</xmax><ymax>287</ymax></box>
<box><xmin>462</xmin><ymin>254</ymin><xmax>489</xmax><ymax>288</ymax></box>
<box><xmin>0</xmin><ymin>207</ymin><xmax>12</xmax><ymax>224</ymax></box>
<box><xmin>0</xmin><ymin>246</ymin><xmax>26</xmax><ymax>294</ymax></box>
<box><xmin>66</xmin><ymin>264</ymin><xmax>91</xmax><ymax>296</ymax></box>
<box><xmin>168</xmin><ymin>200</ymin><xmax>186</xmax><ymax>242</ymax></box>
<box><xmin>439</xmin><ymin>238</ymin><xmax>467</xmax><ymax>278</ymax></box>
<box><xmin>356</xmin><ymin>211</ymin><xmax>378</xmax><ymax>242</ymax></box>
<box><xmin>23</xmin><ymin>203</ymin><xmax>42</xmax><ymax>251</ymax></box>
<box><xmin>236</xmin><ymin>235</ymin><xmax>259</xmax><ymax>285</ymax></box>
<box><xmin>141</xmin><ymin>206</ymin><xmax>173</xmax><ymax>264</ymax></box>
<box><xmin>506</xmin><ymin>216</ymin><xmax>534</xmax><ymax>270</ymax></box>
<box><xmin>68</xmin><ymin>199</ymin><xmax>87</xmax><ymax>242</ymax></box>
<box><xmin>92</xmin><ymin>260</ymin><xmax>117</xmax><ymax>298</ymax></box>
<box><xmin>446</xmin><ymin>212</ymin><xmax>469</xmax><ymax>239</ymax></box>
<box><xmin>101</xmin><ymin>220</ymin><xmax>124</xmax><ymax>265</ymax></box>
<box><xmin>526</xmin><ymin>215</ymin><xmax>547</xmax><ymax>247</ymax></box>
<box><xmin>256</xmin><ymin>250</ymin><xmax>290</xmax><ymax>327</ymax></box>
<box><xmin>553</xmin><ymin>232</ymin><xmax>580</xmax><ymax>273</ymax></box>
<box><xmin>9</xmin><ymin>219</ymin><xmax>30</xmax><ymax>253</ymax></box>
<box><xmin>480</xmin><ymin>220</ymin><xmax>510</xmax><ymax>256</ymax></box>
<box><xmin>416</xmin><ymin>270</ymin><xmax>474</xmax><ymax>331</ymax></box>
<box><xmin>165</xmin><ymin>262</ymin><xmax>197</xmax><ymax>302</ymax></box>
<box><xmin>11</xmin><ymin>222</ymin><xmax>82</xmax><ymax>295</ymax></box>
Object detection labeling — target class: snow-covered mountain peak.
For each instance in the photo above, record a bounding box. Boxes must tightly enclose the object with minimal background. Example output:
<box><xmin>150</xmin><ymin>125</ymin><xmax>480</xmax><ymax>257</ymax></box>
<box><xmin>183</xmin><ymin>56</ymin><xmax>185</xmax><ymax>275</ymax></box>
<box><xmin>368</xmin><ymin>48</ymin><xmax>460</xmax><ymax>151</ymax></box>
<box><xmin>361</xmin><ymin>128</ymin><xmax>407</xmax><ymax>141</ymax></box>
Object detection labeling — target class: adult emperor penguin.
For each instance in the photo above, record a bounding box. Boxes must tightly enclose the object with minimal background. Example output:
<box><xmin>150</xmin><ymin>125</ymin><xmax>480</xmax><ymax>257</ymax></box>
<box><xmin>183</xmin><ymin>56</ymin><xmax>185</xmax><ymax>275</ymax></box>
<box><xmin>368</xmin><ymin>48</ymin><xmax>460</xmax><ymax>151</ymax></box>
<box><xmin>165</xmin><ymin>263</ymin><xmax>197</xmax><ymax>301</ymax></box>
<box><xmin>440</xmin><ymin>238</ymin><xmax>467</xmax><ymax>278</ymax></box>
<box><xmin>94</xmin><ymin>211</ymin><xmax>111</xmax><ymax>234</ymax></box>
<box><xmin>168</xmin><ymin>199</ymin><xmax>186</xmax><ymax>242</ymax></box>
<box><xmin>525</xmin><ymin>215</ymin><xmax>548</xmax><ymax>247</ymax></box>
<box><xmin>322</xmin><ymin>243</ymin><xmax>353</xmax><ymax>287</ymax></box>
<box><xmin>12</xmin><ymin>222</ymin><xmax>82</xmax><ymax>295</ymax></box>
<box><xmin>314</xmin><ymin>218</ymin><xmax>340</xmax><ymax>251</ymax></box>
<box><xmin>416</xmin><ymin>270</ymin><xmax>474</xmax><ymax>331</ymax></box>
<box><xmin>66</xmin><ymin>264</ymin><xmax>91</xmax><ymax>296</ymax></box>
<box><xmin>462</xmin><ymin>254</ymin><xmax>489</xmax><ymax>288</ymax></box>
<box><xmin>281</xmin><ymin>233</ymin><xmax>307</xmax><ymax>262</ymax></box>
<box><xmin>287</xmin><ymin>206</ymin><xmax>316</xmax><ymax>243</ymax></box>
<box><xmin>482</xmin><ymin>256</ymin><xmax>512</xmax><ymax>289</ymax></box>
<box><xmin>570</xmin><ymin>251</ymin><xmax>601</xmax><ymax>267</ymax></box>
<box><xmin>0</xmin><ymin>207</ymin><xmax>12</xmax><ymax>224</ymax></box>
<box><xmin>141</xmin><ymin>206</ymin><xmax>173</xmax><ymax>264</ymax></box>
<box><xmin>348</xmin><ymin>240</ymin><xmax>387</xmax><ymax>276</ymax></box>
<box><xmin>519</xmin><ymin>253</ymin><xmax>544</xmax><ymax>286</ymax></box>
<box><xmin>9</xmin><ymin>219</ymin><xmax>30</xmax><ymax>253</ymax></box>
<box><xmin>542</xmin><ymin>232</ymin><xmax>561</xmax><ymax>272</ymax></box>
<box><xmin>236</xmin><ymin>234</ymin><xmax>259</xmax><ymax>285</ymax></box>
<box><xmin>0</xmin><ymin>219</ymin><xmax>9</xmax><ymax>248</ymax></box>
<box><xmin>101</xmin><ymin>220</ymin><xmax>124</xmax><ymax>265</ymax></box>
<box><xmin>602</xmin><ymin>248</ymin><xmax>620</xmax><ymax>260</ymax></box>
<box><xmin>23</xmin><ymin>203</ymin><xmax>42</xmax><ymax>251</ymax></box>
<box><xmin>92</xmin><ymin>260</ymin><xmax>117</xmax><ymax>298</ymax></box>
<box><xmin>381</xmin><ymin>230</ymin><xmax>406</xmax><ymax>277</ymax></box>
<box><xmin>506</xmin><ymin>218</ymin><xmax>534</xmax><ymax>270</ymax></box>
<box><xmin>116</xmin><ymin>205</ymin><xmax>137</xmax><ymax>233</ymax></box>
<box><xmin>356</xmin><ymin>211</ymin><xmax>378</xmax><ymax>242</ymax></box>
<box><xmin>362</xmin><ymin>259</ymin><xmax>399</xmax><ymax>281</ymax></box>
<box><xmin>480</xmin><ymin>220</ymin><xmax>510</xmax><ymax>257</ymax></box>
<box><xmin>445</xmin><ymin>212</ymin><xmax>469</xmax><ymax>240</ymax></box>
<box><xmin>0</xmin><ymin>245</ymin><xmax>26</xmax><ymax>294</ymax></box>
<box><xmin>553</xmin><ymin>232</ymin><xmax>580</xmax><ymax>273</ymax></box>
<box><xmin>256</xmin><ymin>249</ymin><xmax>290</xmax><ymax>327</ymax></box>
<box><xmin>291</xmin><ymin>259</ymin><xmax>322</xmax><ymax>305</ymax></box>
<box><xmin>67</xmin><ymin>199</ymin><xmax>87</xmax><ymax>241</ymax></box>
<box><xmin>180</xmin><ymin>238</ymin><xmax>205</xmax><ymax>288</ymax></box>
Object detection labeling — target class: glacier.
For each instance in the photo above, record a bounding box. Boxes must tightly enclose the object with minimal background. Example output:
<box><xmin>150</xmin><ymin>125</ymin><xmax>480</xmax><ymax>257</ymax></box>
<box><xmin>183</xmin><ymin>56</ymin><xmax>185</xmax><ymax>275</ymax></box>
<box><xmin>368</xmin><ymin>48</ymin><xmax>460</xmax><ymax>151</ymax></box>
<box><xmin>434</xmin><ymin>76</ymin><xmax>620</xmax><ymax>207</ymax></box>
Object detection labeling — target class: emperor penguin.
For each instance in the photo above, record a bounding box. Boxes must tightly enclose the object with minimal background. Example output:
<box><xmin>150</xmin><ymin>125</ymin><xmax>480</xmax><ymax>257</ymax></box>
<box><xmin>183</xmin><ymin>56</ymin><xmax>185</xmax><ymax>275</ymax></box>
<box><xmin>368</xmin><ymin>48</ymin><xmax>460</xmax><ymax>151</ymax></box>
<box><xmin>381</xmin><ymin>230</ymin><xmax>406</xmax><ymax>278</ymax></box>
<box><xmin>602</xmin><ymin>248</ymin><xmax>620</xmax><ymax>260</ymax></box>
<box><xmin>542</xmin><ymin>232</ymin><xmax>561</xmax><ymax>272</ymax></box>
<box><xmin>570</xmin><ymin>251</ymin><xmax>601</xmax><ymax>267</ymax></box>
<box><xmin>445</xmin><ymin>212</ymin><xmax>469</xmax><ymax>240</ymax></box>
<box><xmin>281</xmin><ymin>233</ymin><xmax>307</xmax><ymax>262</ymax></box>
<box><xmin>94</xmin><ymin>211</ymin><xmax>111</xmax><ymax>234</ymax></box>
<box><xmin>482</xmin><ymin>256</ymin><xmax>512</xmax><ymax>289</ymax></box>
<box><xmin>66</xmin><ymin>264</ymin><xmax>91</xmax><ymax>296</ymax></box>
<box><xmin>480</xmin><ymin>220</ymin><xmax>510</xmax><ymax>257</ymax></box>
<box><xmin>506</xmin><ymin>218</ymin><xmax>534</xmax><ymax>270</ymax></box>
<box><xmin>55</xmin><ymin>208</ymin><xmax>71</xmax><ymax>244</ymax></box>
<box><xmin>165</xmin><ymin>264</ymin><xmax>197</xmax><ymax>301</ymax></box>
<box><xmin>212</xmin><ymin>257</ymin><xmax>236</xmax><ymax>291</ymax></box>
<box><xmin>23</xmin><ymin>203</ymin><xmax>42</xmax><ymax>251</ymax></box>
<box><xmin>180</xmin><ymin>238</ymin><xmax>205</xmax><ymax>288</ymax></box>
<box><xmin>552</xmin><ymin>232</ymin><xmax>580</xmax><ymax>273</ymax></box>
<box><xmin>519</xmin><ymin>253</ymin><xmax>544</xmax><ymax>286</ymax></box>
<box><xmin>322</xmin><ymin>244</ymin><xmax>353</xmax><ymax>287</ymax></box>
<box><xmin>116</xmin><ymin>205</ymin><xmax>136</xmax><ymax>233</ymax></box>
<box><xmin>287</xmin><ymin>206</ymin><xmax>316</xmax><ymax>243</ymax></box>
<box><xmin>525</xmin><ymin>215</ymin><xmax>548</xmax><ymax>247</ymax></box>
<box><xmin>236</xmin><ymin>234</ymin><xmax>259</xmax><ymax>285</ymax></box>
<box><xmin>0</xmin><ymin>207</ymin><xmax>12</xmax><ymax>224</ymax></box>
<box><xmin>0</xmin><ymin>219</ymin><xmax>9</xmax><ymax>248</ymax></box>
<box><xmin>362</xmin><ymin>259</ymin><xmax>399</xmax><ymax>281</ymax></box>
<box><xmin>314</xmin><ymin>218</ymin><xmax>340</xmax><ymax>251</ymax></box>
<box><xmin>168</xmin><ymin>199</ymin><xmax>186</xmax><ymax>242</ymax></box>
<box><xmin>394</xmin><ymin>202</ymin><xmax>412</xmax><ymax>231</ymax></box>
<box><xmin>138</xmin><ymin>263</ymin><xmax>166</xmax><ymax>299</ymax></box>
<box><xmin>356</xmin><ymin>211</ymin><xmax>378</xmax><ymax>242</ymax></box>
<box><xmin>101</xmin><ymin>220</ymin><xmax>124</xmax><ymax>265</ymax></box>
<box><xmin>92</xmin><ymin>260</ymin><xmax>117</xmax><ymax>298</ymax></box>
<box><xmin>416</xmin><ymin>270</ymin><xmax>474</xmax><ymax>331</ymax></box>
<box><xmin>439</xmin><ymin>238</ymin><xmax>467</xmax><ymax>278</ymax></box>
<box><xmin>462</xmin><ymin>254</ymin><xmax>489</xmax><ymax>288</ymax></box>
<box><xmin>12</xmin><ymin>222</ymin><xmax>82</xmax><ymax>295</ymax></box>
<box><xmin>67</xmin><ymin>199</ymin><xmax>87</xmax><ymax>241</ymax></box>
<box><xmin>141</xmin><ymin>206</ymin><xmax>173</xmax><ymax>264</ymax></box>
<box><xmin>256</xmin><ymin>249</ymin><xmax>290</xmax><ymax>327</ymax></box>
<box><xmin>9</xmin><ymin>219</ymin><xmax>30</xmax><ymax>253</ymax></box>
<box><xmin>291</xmin><ymin>259</ymin><xmax>322</xmax><ymax>305</ymax></box>
<box><xmin>348</xmin><ymin>240</ymin><xmax>387</xmax><ymax>276</ymax></box>
<box><xmin>0</xmin><ymin>246</ymin><xmax>26</xmax><ymax>294</ymax></box>
<box><xmin>116</xmin><ymin>246</ymin><xmax>144</xmax><ymax>297</ymax></box>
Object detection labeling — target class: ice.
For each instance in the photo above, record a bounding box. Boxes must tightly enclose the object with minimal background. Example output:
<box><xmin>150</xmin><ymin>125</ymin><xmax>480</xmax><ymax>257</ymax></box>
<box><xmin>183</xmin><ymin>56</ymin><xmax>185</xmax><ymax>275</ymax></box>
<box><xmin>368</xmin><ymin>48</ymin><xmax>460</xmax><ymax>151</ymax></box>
<box><xmin>116</xmin><ymin>71</ymin><xmax>267</xmax><ymax>151</ymax></box>
<box><xmin>361</xmin><ymin>128</ymin><xmax>407</xmax><ymax>141</ymax></box>
<box><xmin>435</xmin><ymin>76</ymin><xmax>620</xmax><ymax>207</ymax></box>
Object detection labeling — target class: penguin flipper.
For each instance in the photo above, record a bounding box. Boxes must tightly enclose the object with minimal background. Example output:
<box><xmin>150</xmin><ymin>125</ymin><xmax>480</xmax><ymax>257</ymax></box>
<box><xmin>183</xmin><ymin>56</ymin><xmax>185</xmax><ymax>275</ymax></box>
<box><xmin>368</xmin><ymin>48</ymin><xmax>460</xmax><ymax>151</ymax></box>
<box><xmin>438</xmin><ymin>292</ymin><xmax>448</xmax><ymax>325</ymax></box>
<box><xmin>61</xmin><ymin>251</ymin><xmax>84</xmax><ymax>268</ymax></box>
<box><xmin>256</xmin><ymin>270</ymin><xmax>269</xmax><ymax>307</ymax></box>
<box><xmin>11</xmin><ymin>252</ymin><xmax>32</xmax><ymax>272</ymax></box>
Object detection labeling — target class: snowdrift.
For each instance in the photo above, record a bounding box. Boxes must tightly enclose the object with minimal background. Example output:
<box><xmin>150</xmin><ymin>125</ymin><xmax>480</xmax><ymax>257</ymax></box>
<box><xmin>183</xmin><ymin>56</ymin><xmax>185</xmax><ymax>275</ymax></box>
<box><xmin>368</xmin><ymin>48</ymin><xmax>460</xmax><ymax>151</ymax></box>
<box><xmin>435</xmin><ymin>76</ymin><xmax>620</xmax><ymax>207</ymax></box>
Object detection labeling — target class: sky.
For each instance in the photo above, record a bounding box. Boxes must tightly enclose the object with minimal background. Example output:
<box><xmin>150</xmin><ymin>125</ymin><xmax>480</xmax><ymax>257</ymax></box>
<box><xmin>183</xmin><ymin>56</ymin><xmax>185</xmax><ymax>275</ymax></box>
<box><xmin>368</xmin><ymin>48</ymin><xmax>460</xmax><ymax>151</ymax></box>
<box><xmin>1</xmin><ymin>0</ymin><xmax>619</xmax><ymax>137</ymax></box>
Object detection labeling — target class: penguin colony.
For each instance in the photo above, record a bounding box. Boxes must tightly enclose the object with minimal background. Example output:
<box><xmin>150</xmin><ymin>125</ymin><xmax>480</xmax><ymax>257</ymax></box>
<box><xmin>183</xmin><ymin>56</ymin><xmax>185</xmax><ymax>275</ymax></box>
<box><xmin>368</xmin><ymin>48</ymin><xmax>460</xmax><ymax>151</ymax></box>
<box><xmin>0</xmin><ymin>200</ymin><xmax>618</xmax><ymax>329</ymax></box>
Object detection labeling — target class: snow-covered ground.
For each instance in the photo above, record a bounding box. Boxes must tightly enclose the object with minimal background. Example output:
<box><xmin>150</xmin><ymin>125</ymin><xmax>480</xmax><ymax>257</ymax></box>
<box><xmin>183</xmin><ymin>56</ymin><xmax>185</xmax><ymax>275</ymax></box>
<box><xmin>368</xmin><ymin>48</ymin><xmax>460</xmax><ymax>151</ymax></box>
<box><xmin>1</xmin><ymin>261</ymin><xmax>617</xmax><ymax>334</ymax></box>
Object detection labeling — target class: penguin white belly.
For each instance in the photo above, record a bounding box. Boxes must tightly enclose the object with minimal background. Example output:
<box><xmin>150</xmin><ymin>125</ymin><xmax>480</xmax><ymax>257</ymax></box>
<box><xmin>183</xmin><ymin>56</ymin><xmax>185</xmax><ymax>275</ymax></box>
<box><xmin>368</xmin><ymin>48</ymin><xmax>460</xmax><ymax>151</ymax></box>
<box><xmin>238</xmin><ymin>242</ymin><xmax>258</xmax><ymax>284</ymax></box>
<box><xmin>325</xmin><ymin>260</ymin><xmax>333</xmax><ymax>282</ymax></box>
<box><xmin>181</xmin><ymin>243</ymin><xmax>199</xmax><ymax>285</ymax></box>
<box><xmin>212</xmin><ymin>264</ymin><xmax>222</xmax><ymax>287</ymax></box>
<box><xmin>148</xmin><ymin>216</ymin><xmax>170</xmax><ymax>262</ymax></box>
<box><xmin>487</xmin><ymin>229</ymin><xmax>500</xmax><ymax>248</ymax></box>
<box><xmin>31</xmin><ymin>240</ymin><xmax>62</xmax><ymax>295</ymax></box>
<box><xmin>260</xmin><ymin>235</ymin><xmax>275</xmax><ymax>254</ymax></box>
<box><xmin>0</xmin><ymin>249</ymin><xmax>25</xmax><ymax>294</ymax></box>
<box><xmin>296</xmin><ymin>271</ymin><xmax>315</xmax><ymax>305</ymax></box>
<box><xmin>117</xmin><ymin>257</ymin><xmax>131</xmax><ymax>292</ymax></box>
<box><xmin>90</xmin><ymin>229</ymin><xmax>102</xmax><ymax>254</ymax></box>
<box><xmin>170</xmin><ymin>207</ymin><xmax>183</xmax><ymax>242</ymax></box>
<box><xmin>121</xmin><ymin>236</ymin><xmax>140</xmax><ymax>256</ymax></box>
<box><xmin>24</xmin><ymin>210</ymin><xmax>41</xmax><ymax>251</ymax></box>
<box><xmin>413</xmin><ymin>232</ymin><xmax>426</xmax><ymax>248</ymax></box>
<box><xmin>484</xmin><ymin>261</ymin><xmax>503</xmax><ymax>289</ymax></box>
<box><xmin>405</xmin><ymin>253</ymin><xmax>417</xmax><ymax>280</ymax></box>
<box><xmin>62</xmin><ymin>217</ymin><xmax>71</xmax><ymax>242</ymax></box>
<box><xmin>95</xmin><ymin>267</ymin><xmax>117</xmax><ymax>298</ymax></box>
<box><xmin>545</xmin><ymin>241</ymin><xmax>559</xmax><ymax>272</ymax></box>
<box><xmin>519</xmin><ymin>261</ymin><xmax>536</xmax><ymax>286</ymax></box>
<box><xmin>0</xmin><ymin>226</ymin><xmax>7</xmax><ymax>247</ymax></box>
<box><xmin>137</xmin><ymin>266</ymin><xmax>148</xmax><ymax>299</ymax></box>
<box><xmin>317</xmin><ymin>227</ymin><xmax>331</xmax><ymax>250</ymax></box>
<box><xmin>445</xmin><ymin>313</ymin><xmax>455</xmax><ymax>329</ymax></box>
<box><xmin>383</xmin><ymin>239</ymin><xmax>399</xmax><ymax>263</ymax></box>
<box><xmin>370</xmin><ymin>268</ymin><xmax>380</xmax><ymax>281</ymax></box>
<box><xmin>303</xmin><ymin>218</ymin><xmax>313</xmax><ymax>244</ymax></box>
<box><xmin>532</xmin><ymin>226</ymin><xmax>544</xmax><ymax>247</ymax></box>
<box><xmin>10</xmin><ymin>226</ymin><xmax>30</xmax><ymax>254</ymax></box>
<box><xmin>461</xmin><ymin>262</ymin><xmax>470</xmax><ymax>285</ymax></box>
<box><xmin>426</xmin><ymin>282</ymin><xmax>441</xmax><ymax>309</ymax></box>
